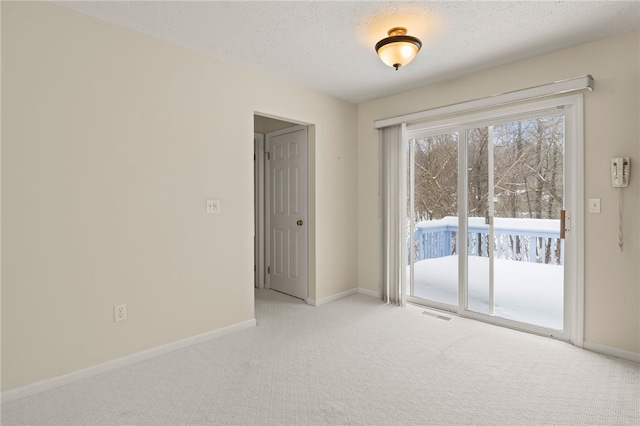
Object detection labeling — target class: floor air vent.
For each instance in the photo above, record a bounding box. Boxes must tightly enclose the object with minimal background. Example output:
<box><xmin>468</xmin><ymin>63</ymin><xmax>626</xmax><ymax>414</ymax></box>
<box><xmin>422</xmin><ymin>311</ymin><xmax>452</xmax><ymax>321</ymax></box>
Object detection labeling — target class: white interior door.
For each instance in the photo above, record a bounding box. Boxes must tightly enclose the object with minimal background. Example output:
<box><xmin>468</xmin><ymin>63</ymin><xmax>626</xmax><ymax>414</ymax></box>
<box><xmin>266</xmin><ymin>126</ymin><xmax>308</xmax><ymax>300</ymax></box>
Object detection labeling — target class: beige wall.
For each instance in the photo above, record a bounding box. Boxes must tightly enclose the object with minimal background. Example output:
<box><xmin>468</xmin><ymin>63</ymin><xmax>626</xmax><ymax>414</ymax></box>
<box><xmin>1</xmin><ymin>2</ymin><xmax>357</xmax><ymax>391</ymax></box>
<box><xmin>357</xmin><ymin>32</ymin><xmax>640</xmax><ymax>354</ymax></box>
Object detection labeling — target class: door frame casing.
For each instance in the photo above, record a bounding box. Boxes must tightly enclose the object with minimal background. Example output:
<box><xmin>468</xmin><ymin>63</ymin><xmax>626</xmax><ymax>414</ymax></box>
<box><xmin>254</xmin><ymin>133</ymin><xmax>266</xmax><ymax>289</ymax></box>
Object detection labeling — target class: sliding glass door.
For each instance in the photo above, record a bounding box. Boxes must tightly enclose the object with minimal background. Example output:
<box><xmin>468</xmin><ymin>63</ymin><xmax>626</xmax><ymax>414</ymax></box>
<box><xmin>406</xmin><ymin>99</ymin><xmax>575</xmax><ymax>340</ymax></box>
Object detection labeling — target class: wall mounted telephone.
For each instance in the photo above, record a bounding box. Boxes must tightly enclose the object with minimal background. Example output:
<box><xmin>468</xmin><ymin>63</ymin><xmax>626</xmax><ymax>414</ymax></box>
<box><xmin>611</xmin><ymin>157</ymin><xmax>630</xmax><ymax>187</ymax></box>
<box><xmin>611</xmin><ymin>157</ymin><xmax>631</xmax><ymax>252</ymax></box>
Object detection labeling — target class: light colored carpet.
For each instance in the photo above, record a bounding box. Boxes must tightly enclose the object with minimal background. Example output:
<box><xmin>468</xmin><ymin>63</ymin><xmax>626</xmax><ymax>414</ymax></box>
<box><xmin>2</xmin><ymin>289</ymin><xmax>639</xmax><ymax>425</ymax></box>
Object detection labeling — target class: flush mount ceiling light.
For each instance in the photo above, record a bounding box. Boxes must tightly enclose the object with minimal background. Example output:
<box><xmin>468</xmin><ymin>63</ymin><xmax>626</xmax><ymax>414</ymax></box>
<box><xmin>375</xmin><ymin>27</ymin><xmax>422</xmax><ymax>70</ymax></box>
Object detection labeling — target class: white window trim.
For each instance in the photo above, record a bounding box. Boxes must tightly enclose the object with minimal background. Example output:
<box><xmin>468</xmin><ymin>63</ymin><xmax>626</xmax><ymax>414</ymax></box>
<box><xmin>375</xmin><ymin>75</ymin><xmax>593</xmax><ymax>129</ymax></box>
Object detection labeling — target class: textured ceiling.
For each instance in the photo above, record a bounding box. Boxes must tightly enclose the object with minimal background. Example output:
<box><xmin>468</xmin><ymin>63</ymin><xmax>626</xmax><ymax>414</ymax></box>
<box><xmin>56</xmin><ymin>1</ymin><xmax>640</xmax><ymax>104</ymax></box>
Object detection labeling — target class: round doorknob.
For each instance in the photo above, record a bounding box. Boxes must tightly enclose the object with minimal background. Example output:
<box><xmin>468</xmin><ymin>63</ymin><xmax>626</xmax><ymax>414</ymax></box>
<box><xmin>297</xmin><ymin>219</ymin><xmax>304</xmax><ymax>226</ymax></box>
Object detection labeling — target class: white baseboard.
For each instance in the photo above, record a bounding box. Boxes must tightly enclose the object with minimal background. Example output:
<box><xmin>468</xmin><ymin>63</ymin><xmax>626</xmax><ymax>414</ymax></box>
<box><xmin>1</xmin><ymin>318</ymin><xmax>257</xmax><ymax>404</ymax></box>
<box><xmin>307</xmin><ymin>288</ymin><xmax>359</xmax><ymax>307</ymax></box>
<box><xmin>583</xmin><ymin>340</ymin><xmax>640</xmax><ymax>363</ymax></box>
<box><xmin>357</xmin><ymin>287</ymin><xmax>379</xmax><ymax>298</ymax></box>
<box><xmin>306</xmin><ymin>287</ymin><xmax>379</xmax><ymax>307</ymax></box>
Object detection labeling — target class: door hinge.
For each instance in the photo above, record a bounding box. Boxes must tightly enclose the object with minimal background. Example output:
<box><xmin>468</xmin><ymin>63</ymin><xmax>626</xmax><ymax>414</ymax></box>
<box><xmin>267</xmin><ymin>266</ymin><xmax>271</xmax><ymax>274</ymax></box>
<box><xmin>266</xmin><ymin>152</ymin><xmax>270</xmax><ymax>160</ymax></box>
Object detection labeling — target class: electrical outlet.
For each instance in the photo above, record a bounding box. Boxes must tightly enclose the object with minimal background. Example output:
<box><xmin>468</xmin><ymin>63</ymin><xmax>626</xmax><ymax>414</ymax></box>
<box><xmin>114</xmin><ymin>304</ymin><xmax>127</xmax><ymax>322</ymax></box>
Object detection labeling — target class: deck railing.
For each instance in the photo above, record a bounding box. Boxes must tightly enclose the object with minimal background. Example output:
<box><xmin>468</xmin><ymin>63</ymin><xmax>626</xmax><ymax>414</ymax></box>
<box><xmin>411</xmin><ymin>216</ymin><xmax>563</xmax><ymax>265</ymax></box>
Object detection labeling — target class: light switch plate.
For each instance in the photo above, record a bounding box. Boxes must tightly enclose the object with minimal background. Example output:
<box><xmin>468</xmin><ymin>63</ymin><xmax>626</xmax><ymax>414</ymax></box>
<box><xmin>588</xmin><ymin>198</ymin><xmax>600</xmax><ymax>213</ymax></box>
<box><xmin>206</xmin><ymin>200</ymin><xmax>220</xmax><ymax>213</ymax></box>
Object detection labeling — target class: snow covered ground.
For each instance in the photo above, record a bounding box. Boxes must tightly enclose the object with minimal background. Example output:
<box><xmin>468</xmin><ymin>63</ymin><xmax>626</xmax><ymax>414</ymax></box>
<box><xmin>408</xmin><ymin>255</ymin><xmax>563</xmax><ymax>330</ymax></box>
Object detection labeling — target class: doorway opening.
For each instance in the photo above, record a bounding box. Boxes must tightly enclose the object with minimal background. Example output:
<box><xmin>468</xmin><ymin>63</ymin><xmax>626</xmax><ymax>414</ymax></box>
<box><xmin>254</xmin><ymin>114</ymin><xmax>311</xmax><ymax>302</ymax></box>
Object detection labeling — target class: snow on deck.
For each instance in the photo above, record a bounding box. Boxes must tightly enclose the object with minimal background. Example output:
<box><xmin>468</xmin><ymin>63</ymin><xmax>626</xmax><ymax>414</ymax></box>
<box><xmin>408</xmin><ymin>255</ymin><xmax>563</xmax><ymax>330</ymax></box>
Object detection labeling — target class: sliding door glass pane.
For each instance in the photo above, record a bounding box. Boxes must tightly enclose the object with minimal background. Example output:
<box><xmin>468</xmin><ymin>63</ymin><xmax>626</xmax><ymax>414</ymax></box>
<box><xmin>407</xmin><ymin>133</ymin><xmax>458</xmax><ymax>306</ymax></box>
<box><xmin>465</xmin><ymin>115</ymin><xmax>565</xmax><ymax>330</ymax></box>
<box><xmin>492</xmin><ymin>115</ymin><xmax>565</xmax><ymax>330</ymax></box>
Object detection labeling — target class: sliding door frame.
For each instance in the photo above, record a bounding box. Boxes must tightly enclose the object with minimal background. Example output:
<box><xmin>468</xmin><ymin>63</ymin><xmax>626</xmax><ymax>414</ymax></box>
<box><xmin>405</xmin><ymin>94</ymin><xmax>584</xmax><ymax>345</ymax></box>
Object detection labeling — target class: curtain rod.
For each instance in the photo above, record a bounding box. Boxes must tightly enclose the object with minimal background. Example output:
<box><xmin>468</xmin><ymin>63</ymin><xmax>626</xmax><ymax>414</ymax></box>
<box><xmin>374</xmin><ymin>75</ymin><xmax>593</xmax><ymax>129</ymax></box>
